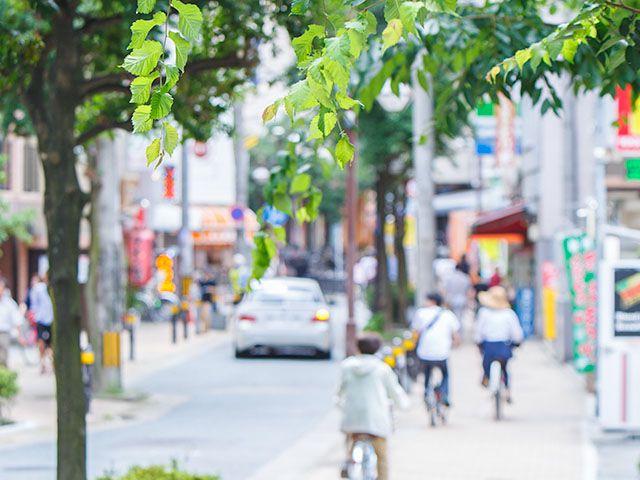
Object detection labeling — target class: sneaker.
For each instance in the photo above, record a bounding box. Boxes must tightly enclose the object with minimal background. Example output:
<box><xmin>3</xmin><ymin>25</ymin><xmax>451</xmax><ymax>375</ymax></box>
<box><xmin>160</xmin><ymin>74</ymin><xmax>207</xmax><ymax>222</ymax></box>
<box><xmin>340</xmin><ymin>462</ymin><xmax>349</xmax><ymax>478</ymax></box>
<box><xmin>481</xmin><ymin>376</ymin><xmax>489</xmax><ymax>388</ymax></box>
<box><xmin>505</xmin><ymin>390</ymin><xmax>513</xmax><ymax>404</ymax></box>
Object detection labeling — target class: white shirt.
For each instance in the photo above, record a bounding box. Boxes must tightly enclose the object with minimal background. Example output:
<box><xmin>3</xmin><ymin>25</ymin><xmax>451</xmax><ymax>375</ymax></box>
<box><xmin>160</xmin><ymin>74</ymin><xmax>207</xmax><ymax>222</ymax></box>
<box><xmin>474</xmin><ymin>307</ymin><xmax>524</xmax><ymax>344</ymax></box>
<box><xmin>0</xmin><ymin>292</ymin><xmax>22</xmax><ymax>334</ymax></box>
<box><xmin>30</xmin><ymin>282</ymin><xmax>53</xmax><ymax>326</ymax></box>
<box><xmin>337</xmin><ymin>355</ymin><xmax>409</xmax><ymax>438</ymax></box>
<box><xmin>412</xmin><ymin>306</ymin><xmax>460</xmax><ymax>361</ymax></box>
<box><xmin>443</xmin><ymin>270</ymin><xmax>472</xmax><ymax>307</ymax></box>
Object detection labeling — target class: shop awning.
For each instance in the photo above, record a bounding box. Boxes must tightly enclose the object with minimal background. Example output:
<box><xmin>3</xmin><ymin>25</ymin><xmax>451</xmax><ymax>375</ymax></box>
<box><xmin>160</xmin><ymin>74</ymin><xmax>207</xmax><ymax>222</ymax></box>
<box><xmin>471</xmin><ymin>203</ymin><xmax>528</xmax><ymax>238</ymax></box>
<box><xmin>151</xmin><ymin>204</ymin><xmax>258</xmax><ymax>246</ymax></box>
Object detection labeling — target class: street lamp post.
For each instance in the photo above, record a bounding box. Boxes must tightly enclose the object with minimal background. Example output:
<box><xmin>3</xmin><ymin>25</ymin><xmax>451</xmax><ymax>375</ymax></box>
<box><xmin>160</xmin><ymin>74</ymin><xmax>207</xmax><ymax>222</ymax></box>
<box><xmin>345</xmin><ymin>126</ymin><xmax>358</xmax><ymax>357</ymax></box>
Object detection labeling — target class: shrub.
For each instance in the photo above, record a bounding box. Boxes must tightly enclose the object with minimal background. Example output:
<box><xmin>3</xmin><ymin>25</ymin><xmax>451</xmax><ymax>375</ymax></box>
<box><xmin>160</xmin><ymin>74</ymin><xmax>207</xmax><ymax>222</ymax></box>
<box><xmin>0</xmin><ymin>367</ymin><xmax>18</xmax><ymax>420</ymax></box>
<box><xmin>363</xmin><ymin>312</ymin><xmax>384</xmax><ymax>333</ymax></box>
<box><xmin>97</xmin><ymin>464</ymin><xmax>220</xmax><ymax>480</ymax></box>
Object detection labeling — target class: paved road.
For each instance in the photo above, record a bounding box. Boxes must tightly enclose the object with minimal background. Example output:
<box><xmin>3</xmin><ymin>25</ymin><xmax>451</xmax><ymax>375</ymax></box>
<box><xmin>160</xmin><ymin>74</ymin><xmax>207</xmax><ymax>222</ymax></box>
<box><xmin>0</xmin><ymin>317</ymin><xmax>352</xmax><ymax>479</ymax></box>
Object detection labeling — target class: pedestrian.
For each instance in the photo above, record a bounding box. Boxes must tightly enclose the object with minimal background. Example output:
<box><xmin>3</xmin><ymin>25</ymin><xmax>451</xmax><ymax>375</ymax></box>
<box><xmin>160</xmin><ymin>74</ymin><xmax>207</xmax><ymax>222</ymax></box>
<box><xmin>0</xmin><ymin>277</ymin><xmax>22</xmax><ymax>367</ymax></box>
<box><xmin>411</xmin><ymin>293</ymin><xmax>460</xmax><ymax>406</ymax></box>
<box><xmin>442</xmin><ymin>262</ymin><xmax>472</xmax><ymax>330</ymax></box>
<box><xmin>337</xmin><ymin>333</ymin><xmax>409</xmax><ymax>480</ymax></box>
<box><xmin>29</xmin><ymin>274</ymin><xmax>54</xmax><ymax>374</ymax></box>
<box><xmin>488</xmin><ymin>267</ymin><xmax>503</xmax><ymax>287</ymax></box>
<box><xmin>474</xmin><ymin>286</ymin><xmax>524</xmax><ymax>401</ymax></box>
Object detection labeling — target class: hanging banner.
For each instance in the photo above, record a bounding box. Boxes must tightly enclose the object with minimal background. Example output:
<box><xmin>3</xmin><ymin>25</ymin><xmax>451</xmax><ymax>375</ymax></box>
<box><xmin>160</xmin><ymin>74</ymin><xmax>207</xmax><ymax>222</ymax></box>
<box><xmin>562</xmin><ymin>234</ymin><xmax>597</xmax><ymax>373</ymax></box>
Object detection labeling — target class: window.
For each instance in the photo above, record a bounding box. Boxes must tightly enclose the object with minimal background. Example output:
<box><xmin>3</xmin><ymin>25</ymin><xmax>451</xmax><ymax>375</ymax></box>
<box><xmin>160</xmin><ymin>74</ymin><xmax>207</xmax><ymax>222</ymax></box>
<box><xmin>23</xmin><ymin>142</ymin><xmax>40</xmax><ymax>192</ymax></box>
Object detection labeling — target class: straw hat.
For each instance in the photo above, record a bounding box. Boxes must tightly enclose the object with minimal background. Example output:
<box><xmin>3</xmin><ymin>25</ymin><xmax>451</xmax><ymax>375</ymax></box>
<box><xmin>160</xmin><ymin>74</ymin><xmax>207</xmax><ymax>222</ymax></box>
<box><xmin>478</xmin><ymin>286</ymin><xmax>511</xmax><ymax>310</ymax></box>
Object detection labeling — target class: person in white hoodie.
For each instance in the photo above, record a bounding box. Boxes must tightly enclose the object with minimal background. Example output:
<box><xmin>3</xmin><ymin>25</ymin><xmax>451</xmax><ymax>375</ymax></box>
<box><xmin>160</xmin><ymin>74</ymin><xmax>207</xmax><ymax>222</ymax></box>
<box><xmin>0</xmin><ymin>277</ymin><xmax>23</xmax><ymax>367</ymax></box>
<box><xmin>337</xmin><ymin>334</ymin><xmax>409</xmax><ymax>480</ymax></box>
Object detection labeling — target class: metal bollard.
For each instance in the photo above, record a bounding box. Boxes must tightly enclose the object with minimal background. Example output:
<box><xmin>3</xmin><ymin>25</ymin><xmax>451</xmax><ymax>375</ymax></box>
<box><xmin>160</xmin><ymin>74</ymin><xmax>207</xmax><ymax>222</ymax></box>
<box><xmin>124</xmin><ymin>309</ymin><xmax>138</xmax><ymax>361</ymax></box>
<box><xmin>182</xmin><ymin>301</ymin><xmax>189</xmax><ymax>340</ymax></box>
<box><xmin>80</xmin><ymin>346</ymin><xmax>95</xmax><ymax>414</ymax></box>
<box><xmin>171</xmin><ymin>304</ymin><xmax>179</xmax><ymax>344</ymax></box>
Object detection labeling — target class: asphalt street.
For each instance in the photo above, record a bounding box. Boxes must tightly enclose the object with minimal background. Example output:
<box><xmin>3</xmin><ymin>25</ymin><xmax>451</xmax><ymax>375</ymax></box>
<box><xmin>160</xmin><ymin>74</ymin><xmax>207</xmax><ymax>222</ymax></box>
<box><xmin>0</xmin><ymin>303</ymin><xmax>354</xmax><ymax>480</ymax></box>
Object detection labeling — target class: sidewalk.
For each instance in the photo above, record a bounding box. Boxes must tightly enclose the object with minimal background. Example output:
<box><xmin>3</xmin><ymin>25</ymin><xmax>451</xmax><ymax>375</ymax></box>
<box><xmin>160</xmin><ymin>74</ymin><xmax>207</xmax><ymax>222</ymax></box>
<box><xmin>1</xmin><ymin>321</ymin><xmax>229</xmax><ymax>447</ymax></box>
<box><xmin>248</xmin><ymin>340</ymin><xmax>591</xmax><ymax>480</ymax></box>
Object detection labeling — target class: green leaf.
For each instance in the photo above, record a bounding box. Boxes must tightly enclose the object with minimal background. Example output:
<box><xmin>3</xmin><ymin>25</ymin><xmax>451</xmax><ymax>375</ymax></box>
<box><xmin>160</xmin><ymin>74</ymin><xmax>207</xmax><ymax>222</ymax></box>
<box><xmin>137</xmin><ymin>0</ymin><xmax>156</xmax><ymax>14</ymax></box>
<box><xmin>264</xmin><ymin>236</ymin><xmax>277</xmax><ymax>259</ymax></box>
<box><xmin>323</xmin><ymin>59</ymin><xmax>350</xmax><ymax>91</ymax></box>
<box><xmin>515</xmin><ymin>49</ymin><xmax>531</xmax><ymax>70</ymax></box>
<box><xmin>172</xmin><ymin>0</ymin><xmax>203</xmax><ymax>40</ymax></box>
<box><xmin>287</xmin><ymin>80</ymin><xmax>318</xmax><ymax>112</ymax></box>
<box><xmin>346</xmin><ymin>29</ymin><xmax>365</xmax><ymax>59</ymax></box>
<box><xmin>273</xmin><ymin>192</ymin><xmax>292</xmax><ymax>215</ymax></box>
<box><xmin>146</xmin><ymin>138</ymin><xmax>161</xmax><ymax>166</ymax></box>
<box><xmin>129</xmin><ymin>72</ymin><xmax>159</xmax><ymax>104</ymax></box>
<box><xmin>164</xmin><ymin>65</ymin><xmax>180</xmax><ymax>91</ymax></box>
<box><xmin>284</xmin><ymin>96</ymin><xmax>294</xmax><ymax>119</ymax></box>
<box><xmin>382</xmin><ymin>19</ymin><xmax>403</xmax><ymax>51</ymax></box>
<box><xmin>399</xmin><ymin>2</ymin><xmax>422</xmax><ymax>36</ymax></box>
<box><xmin>291</xmin><ymin>0</ymin><xmax>309</xmax><ymax>15</ymax></box>
<box><xmin>325</xmin><ymin>34</ymin><xmax>351</xmax><ymax>66</ymax></box>
<box><xmin>335</xmin><ymin>134</ymin><xmax>354</xmax><ymax>168</ymax></box>
<box><xmin>122</xmin><ymin>41</ymin><xmax>163</xmax><ymax>76</ymax></box>
<box><xmin>290</xmin><ymin>173</ymin><xmax>312</xmax><ymax>194</ymax></box>
<box><xmin>384</xmin><ymin>0</ymin><xmax>401</xmax><ymax>21</ymax></box>
<box><xmin>132</xmin><ymin>105</ymin><xmax>153</xmax><ymax>133</ymax></box>
<box><xmin>272</xmin><ymin>226</ymin><xmax>286</xmax><ymax>243</ymax></box>
<box><xmin>128</xmin><ymin>12</ymin><xmax>166</xmax><ymax>50</ymax></box>
<box><xmin>168</xmin><ymin>32</ymin><xmax>191</xmax><ymax>72</ymax></box>
<box><xmin>336</xmin><ymin>92</ymin><xmax>360</xmax><ymax>109</ymax></box>
<box><xmin>163</xmin><ymin>122</ymin><xmax>179</xmax><ymax>155</ymax></box>
<box><xmin>561</xmin><ymin>39</ymin><xmax>579</xmax><ymax>63</ymax></box>
<box><xmin>262</xmin><ymin>101</ymin><xmax>280</xmax><ymax>124</ymax></box>
<box><xmin>150</xmin><ymin>91</ymin><xmax>173</xmax><ymax>119</ymax></box>
<box><xmin>292</xmin><ymin>24</ymin><xmax>325</xmax><ymax>62</ymax></box>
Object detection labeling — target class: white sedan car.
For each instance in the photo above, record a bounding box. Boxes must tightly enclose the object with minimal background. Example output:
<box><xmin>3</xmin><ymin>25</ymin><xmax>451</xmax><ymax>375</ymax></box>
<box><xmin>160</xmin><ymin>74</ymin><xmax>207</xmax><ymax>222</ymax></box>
<box><xmin>233</xmin><ymin>277</ymin><xmax>332</xmax><ymax>359</ymax></box>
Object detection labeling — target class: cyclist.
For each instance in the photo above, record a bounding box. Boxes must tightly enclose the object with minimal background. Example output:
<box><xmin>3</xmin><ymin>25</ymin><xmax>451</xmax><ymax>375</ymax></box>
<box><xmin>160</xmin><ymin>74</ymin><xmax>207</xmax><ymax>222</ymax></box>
<box><xmin>412</xmin><ymin>293</ymin><xmax>460</xmax><ymax>407</ymax></box>
<box><xmin>474</xmin><ymin>286</ymin><xmax>524</xmax><ymax>401</ymax></box>
<box><xmin>337</xmin><ymin>333</ymin><xmax>409</xmax><ymax>480</ymax></box>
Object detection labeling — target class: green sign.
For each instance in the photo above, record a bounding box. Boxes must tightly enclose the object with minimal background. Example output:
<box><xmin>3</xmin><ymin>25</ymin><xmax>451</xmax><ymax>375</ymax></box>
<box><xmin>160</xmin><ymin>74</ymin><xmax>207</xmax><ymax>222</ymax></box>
<box><xmin>625</xmin><ymin>158</ymin><xmax>640</xmax><ymax>180</ymax></box>
<box><xmin>562</xmin><ymin>234</ymin><xmax>597</xmax><ymax>373</ymax></box>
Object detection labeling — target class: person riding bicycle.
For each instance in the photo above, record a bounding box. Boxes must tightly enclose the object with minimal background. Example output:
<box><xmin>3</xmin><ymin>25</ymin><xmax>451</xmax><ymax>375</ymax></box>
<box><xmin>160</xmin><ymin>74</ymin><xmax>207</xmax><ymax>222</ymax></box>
<box><xmin>474</xmin><ymin>286</ymin><xmax>524</xmax><ymax>401</ymax></box>
<box><xmin>337</xmin><ymin>333</ymin><xmax>409</xmax><ymax>480</ymax></box>
<box><xmin>411</xmin><ymin>293</ymin><xmax>460</xmax><ymax>407</ymax></box>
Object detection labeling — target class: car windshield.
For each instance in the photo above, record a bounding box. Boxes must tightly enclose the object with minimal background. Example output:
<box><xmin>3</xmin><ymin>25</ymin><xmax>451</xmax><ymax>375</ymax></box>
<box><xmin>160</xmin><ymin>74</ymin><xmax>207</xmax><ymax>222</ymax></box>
<box><xmin>252</xmin><ymin>283</ymin><xmax>321</xmax><ymax>303</ymax></box>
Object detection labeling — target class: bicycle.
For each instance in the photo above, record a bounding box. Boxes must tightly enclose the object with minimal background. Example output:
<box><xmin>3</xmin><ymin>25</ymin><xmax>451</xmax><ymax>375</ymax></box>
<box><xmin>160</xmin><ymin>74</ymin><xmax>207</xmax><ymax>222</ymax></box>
<box><xmin>16</xmin><ymin>318</ymin><xmax>39</xmax><ymax>366</ymax></box>
<box><xmin>489</xmin><ymin>358</ymin><xmax>508</xmax><ymax>421</ymax></box>
<box><xmin>424</xmin><ymin>368</ymin><xmax>447</xmax><ymax>427</ymax></box>
<box><xmin>346</xmin><ymin>434</ymin><xmax>378</xmax><ymax>480</ymax></box>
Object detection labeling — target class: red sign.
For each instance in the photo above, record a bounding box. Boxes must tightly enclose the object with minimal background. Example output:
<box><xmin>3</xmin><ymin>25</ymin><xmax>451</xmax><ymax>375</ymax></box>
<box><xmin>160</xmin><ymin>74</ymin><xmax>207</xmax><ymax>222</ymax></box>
<box><xmin>617</xmin><ymin>86</ymin><xmax>640</xmax><ymax>152</ymax></box>
<box><xmin>126</xmin><ymin>229</ymin><xmax>154</xmax><ymax>287</ymax></box>
<box><xmin>163</xmin><ymin>166</ymin><xmax>175</xmax><ymax>199</ymax></box>
<box><xmin>194</xmin><ymin>141</ymin><xmax>207</xmax><ymax>157</ymax></box>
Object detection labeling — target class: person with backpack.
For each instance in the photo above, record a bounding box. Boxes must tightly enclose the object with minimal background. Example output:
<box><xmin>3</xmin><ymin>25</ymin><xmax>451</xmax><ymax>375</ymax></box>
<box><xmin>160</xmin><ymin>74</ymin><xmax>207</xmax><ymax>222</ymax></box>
<box><xmin>412</xmin><ymin>293</ymin><xmax>461</xmax><ymax>406</ymax></box>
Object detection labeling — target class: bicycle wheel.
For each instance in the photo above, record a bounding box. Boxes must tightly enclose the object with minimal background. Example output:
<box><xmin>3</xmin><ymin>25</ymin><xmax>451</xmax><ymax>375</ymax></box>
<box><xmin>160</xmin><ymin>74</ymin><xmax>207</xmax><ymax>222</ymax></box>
<box><xmin>495</xmin><ymin>390</ymin><xmax>502</xmax><ymax>421</ymax></box>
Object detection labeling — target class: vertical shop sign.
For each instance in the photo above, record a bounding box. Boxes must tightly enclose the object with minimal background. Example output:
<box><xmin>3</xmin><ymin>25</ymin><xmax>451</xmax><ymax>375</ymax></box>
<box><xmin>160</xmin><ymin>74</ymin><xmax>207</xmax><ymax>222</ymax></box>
<box><xmin>563</xmin><ymin>234</ymin><xmax>597</xmax><ymax>373</ymax></box>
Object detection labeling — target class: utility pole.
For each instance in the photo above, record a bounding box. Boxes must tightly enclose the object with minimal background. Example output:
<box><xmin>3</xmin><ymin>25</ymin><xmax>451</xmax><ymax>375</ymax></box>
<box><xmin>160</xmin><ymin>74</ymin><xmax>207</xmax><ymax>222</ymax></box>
<box><xmin>411</xmin><ymin>52</ymin><xmax>437</xmax><ymax>304</ymax></box>
<box><xmin>179</xmin><ymin>141</ymin><xmax>193</xmax><ymax>315</ymax></box>
<box><xmin>233</xmin><ymin>103</ymin><xmax>250</xmax><ymax>254</ymax></box>
<box><xmin>345</xmin><ymin>127</ymin><xmax>358</xmax><ymax>357</ymax></box>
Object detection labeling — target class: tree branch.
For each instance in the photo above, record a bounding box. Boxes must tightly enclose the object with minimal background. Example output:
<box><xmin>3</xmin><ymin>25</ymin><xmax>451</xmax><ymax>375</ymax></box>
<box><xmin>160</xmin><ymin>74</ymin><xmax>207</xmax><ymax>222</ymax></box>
<box><xmin>79</xmin><ymin>14</ymin><xmax>124</xmax><ymax>34</ymax></box>
<box><xmin>80</xmin><ymin>73</ymin><xmax>132</xmax><ymax>99</ymax></box>
<box><xmin>605</xmin><ymin>0</ymin><xmax>640</xmax><ymax>14</ymax></box>
<box><xmin>75</xmin><ymin>120</ymin><xmax>132</xmax><ymax>146</ymax></box>
<box><xmin>184</xmin><ymin>53</ymin><xmax>255</xmax><ymax>76</ymax></box>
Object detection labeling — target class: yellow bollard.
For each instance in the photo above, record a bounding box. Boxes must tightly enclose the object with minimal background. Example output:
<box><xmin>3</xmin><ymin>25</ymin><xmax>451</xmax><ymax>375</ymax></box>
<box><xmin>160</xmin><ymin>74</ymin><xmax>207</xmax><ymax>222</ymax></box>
<box><xmin>102</xmin><ymin>331</ymin><xmax>121</xmax><ymax>368</ymax></box>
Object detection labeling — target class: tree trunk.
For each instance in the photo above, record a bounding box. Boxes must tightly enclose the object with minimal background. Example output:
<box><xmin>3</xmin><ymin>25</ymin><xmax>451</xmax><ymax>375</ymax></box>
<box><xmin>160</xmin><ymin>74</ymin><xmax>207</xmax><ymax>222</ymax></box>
<box><xmin>374</xmin><ymin>169</ymin><xmax>393</xmax><ymax>326</ymax></box>
<box><xmin>393</xmin><ymin>189</ymin><xmax>408</xmax><ymax>326</ymax></box>
<box><xmin>23</xmin><ymin>13</ymin><xmax>87</xmax><ymax>480</ymax></box>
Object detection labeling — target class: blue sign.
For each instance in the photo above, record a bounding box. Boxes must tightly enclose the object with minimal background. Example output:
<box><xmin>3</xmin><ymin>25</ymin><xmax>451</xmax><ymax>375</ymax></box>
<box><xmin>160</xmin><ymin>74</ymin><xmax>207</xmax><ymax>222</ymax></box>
<box><xmin>230</xmin><ymin>206</ymin><xmax>244</xmax><ymax>221</ymax></box>
<box><xmin>475</xmin><ymin>136</ymin><xmax>495</xmax><ymax>155</ymax></box>
<box><xmin>262</xmin><ymin>205</ymin><xmax>288</xmax><ymax>226</ymax></box>
<box><xmin>515</xmin><ymin>287</ymin><xmax>535</xmax><ymax>338</ymax></box>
